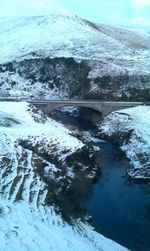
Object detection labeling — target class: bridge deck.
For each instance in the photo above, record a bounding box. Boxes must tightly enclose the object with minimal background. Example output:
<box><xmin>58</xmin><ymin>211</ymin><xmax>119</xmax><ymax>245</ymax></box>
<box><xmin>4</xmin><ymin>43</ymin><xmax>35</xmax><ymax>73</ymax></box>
<box><xmin>0</xmin><ymin>99</ymin><xmax>149</xmax><ymax>116</ymax></box>
<box><xmin>29</xmin><ymin>100</ymin><xmax>145</xmax><ymax>105</ymax></box>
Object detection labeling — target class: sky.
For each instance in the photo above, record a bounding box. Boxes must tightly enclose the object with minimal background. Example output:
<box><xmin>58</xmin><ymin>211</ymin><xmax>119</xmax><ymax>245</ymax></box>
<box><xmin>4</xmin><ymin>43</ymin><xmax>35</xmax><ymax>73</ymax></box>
<box><xmin>0</xmin><ymin>0</ymin><xmax>150</xmax><ymax>27</ymax></box>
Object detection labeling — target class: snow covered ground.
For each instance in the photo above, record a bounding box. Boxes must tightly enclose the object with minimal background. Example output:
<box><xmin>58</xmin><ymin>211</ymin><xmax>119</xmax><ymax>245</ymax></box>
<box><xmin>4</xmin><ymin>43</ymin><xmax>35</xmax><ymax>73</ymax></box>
<box><xmin>0</xmin><ymin>101</ymin><xmax>84</xmax><ymax>157</ymax></box>
<box><xmin>0</xmin><ymin>101</ymin><xmax>129</xmax><ymax>251</ymax></box>
<box><xmin>0</xmin><ymin>13</ymin><xmax>149</xmax><ymax>250</ymax></box>
<box><xmin>0</xmin><ymin>200</ymin><xmax>130</xmax><ymax>251</ymax></box>
<box><xmin>0</xmin><ymin>14</ymin><xmax>149</xmax><ymax>101</ymax></box>
<box><xmin>99</xmin><ymin>106</ymin><xmax>150</xmax><ymax>180</ymax></box>
<box><xmin>0</xmin><ymin>14</ymin><xmax>150</xmax><ymax>75</ymax></box>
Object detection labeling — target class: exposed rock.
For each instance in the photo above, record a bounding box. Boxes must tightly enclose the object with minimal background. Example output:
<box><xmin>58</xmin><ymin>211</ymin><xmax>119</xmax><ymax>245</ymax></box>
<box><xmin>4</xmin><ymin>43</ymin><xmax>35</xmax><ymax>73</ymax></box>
<box><xmin>0</xmin><ymin>101</ymin><xmax>99</xmax><ymax>221</ymax></box>
<box><xmin>0</xmin><ymin>58</ymin><xmax>90</xmax><ymax>100</ymax></box>
<box><xmin>0</xmin><ymin>14</ymin><xmax>150</xmax><ymax>101</ymax></box>
<box><xmin>98</xmin><ymin>106</ymin><xmax>150</xmax><ymax>181</ymax></box>
<box><xmin>0</xmin><ymin>57</ymin><xmax>150</xmax><ymax>101</ymax></box>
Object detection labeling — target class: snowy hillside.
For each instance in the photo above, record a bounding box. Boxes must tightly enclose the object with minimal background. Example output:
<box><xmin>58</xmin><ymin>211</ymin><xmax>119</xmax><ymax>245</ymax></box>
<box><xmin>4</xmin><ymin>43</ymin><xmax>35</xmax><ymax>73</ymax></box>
<box><xmin>0</xmin><ymin>14</ymin><xmax>150</xmax><ymax>74</ymax></box>
<box><xmin>0</xmin><ymin>14</ymin><xmax>149</xmax><ymax>101</ymax></box>
<box><xmin>99</xmin><ymin>106</ymin><xmax>150</xmax><ymax>180</ymax></box>
<box><xmin>0</xmin><ymin>101</ymin><xmax>129</xmax><ymax>251</ymax></box>
<box><xmin>0</xmin><ymin>14</ymin><xmax>149</xmax><ymax>250</ymax></box>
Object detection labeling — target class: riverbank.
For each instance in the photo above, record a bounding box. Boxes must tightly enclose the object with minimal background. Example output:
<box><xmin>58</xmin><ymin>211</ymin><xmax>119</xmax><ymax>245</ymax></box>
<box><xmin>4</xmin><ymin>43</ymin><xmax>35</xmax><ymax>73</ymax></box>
<box><xmin>0</xmin><ymin>101</ymin><xmax>129</xmax><ymax>251</ymax></box>
<box><xmin>98</xmin><ymin>106</ymin><xmax>150</xmax><ymax>181</ymax></box>
<box><xmin>53</xmin><ymin>107</ymin><xmax>150</xmax><ymax>251</ymax></box>
<box><xmin>85</xmin><ymin>139</ymin><xmax>150</xmax><ymax>251</ymax></box>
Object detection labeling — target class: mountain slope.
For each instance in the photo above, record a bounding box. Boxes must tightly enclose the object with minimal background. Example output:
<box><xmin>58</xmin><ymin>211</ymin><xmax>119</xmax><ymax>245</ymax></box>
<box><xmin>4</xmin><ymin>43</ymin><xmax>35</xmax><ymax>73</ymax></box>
<box><xmin>0</xmin><ymin>14</ymin><xmax>150</xmax><ymax>71</ymax></box>
<box><xmin>0</xmin><ymin>14</ymin><xmax>150</xmax><ymax>101</ymax></box>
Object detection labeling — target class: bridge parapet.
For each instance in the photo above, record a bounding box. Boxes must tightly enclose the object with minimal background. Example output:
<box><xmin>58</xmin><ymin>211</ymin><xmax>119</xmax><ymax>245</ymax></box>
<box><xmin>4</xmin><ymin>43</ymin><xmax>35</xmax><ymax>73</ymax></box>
<box><xmin>29</xmin><ymin>100</ymin><xmax>145</xmax><ymax>117</ymax></box>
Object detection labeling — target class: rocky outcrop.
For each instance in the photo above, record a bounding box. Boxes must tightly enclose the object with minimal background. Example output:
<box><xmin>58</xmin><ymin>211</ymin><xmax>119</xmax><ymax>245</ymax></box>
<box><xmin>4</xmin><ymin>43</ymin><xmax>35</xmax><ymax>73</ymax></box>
<box><xmin>0</xmin><ymin>101</ymin><xmax>99</xmax><ymax>221</ymax></box>
<box><xmin>0</xmin><ymin>57</ymin><xmax>90</xmax><ymax>100</ymax></box>
<box><xmin>0</xmin><ymin>57</ymin><xmax>150</xmax><ymax>101</ymax></box>
<box><xmin>0</xmin><ymin>15</ymin><xmax>150</xmax><ymax>102</ymax></box>
<box><xmin>98</xmin><ymin>106</ymin><xmax>150</xmax><ymax>181</ymax></box>
<box><xmin>85</xmin><ymin>71</ymin><xmax>150</xmax><ymax>101</ymax></box>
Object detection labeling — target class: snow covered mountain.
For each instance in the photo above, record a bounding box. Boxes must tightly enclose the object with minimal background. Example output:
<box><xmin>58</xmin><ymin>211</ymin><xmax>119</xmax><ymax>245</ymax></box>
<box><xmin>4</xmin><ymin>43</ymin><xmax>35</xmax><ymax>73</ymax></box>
<box><xmin>0</xmin><ymin>14</ymin><xmax>149</xmax><ymax>251</ymax></box>
<box><xmin>0</xmin><ymin>14</ymin><xmax>150</xmax><ymax>100</ymax></box>
<box><xmin>0</xmin><ymin>14</ymin><xmax>150</xmax><ymax>64</ymax></box>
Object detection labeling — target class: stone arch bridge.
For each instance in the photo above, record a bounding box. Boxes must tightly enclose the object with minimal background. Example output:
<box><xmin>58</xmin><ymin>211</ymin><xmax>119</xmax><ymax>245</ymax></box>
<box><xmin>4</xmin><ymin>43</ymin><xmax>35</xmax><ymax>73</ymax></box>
<box><xmin>29</xmin><ymin>100</ymin><xmax>147</xmax><ymax>117</ymax></box>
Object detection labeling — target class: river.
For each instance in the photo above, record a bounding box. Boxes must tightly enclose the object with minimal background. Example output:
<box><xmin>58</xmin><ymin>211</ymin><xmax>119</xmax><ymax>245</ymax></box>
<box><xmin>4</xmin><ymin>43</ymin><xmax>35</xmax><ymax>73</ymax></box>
<box><xmin>54</xmin><ymin>110</ymin><xmax>150</xmax><ymax>251</ymax></box>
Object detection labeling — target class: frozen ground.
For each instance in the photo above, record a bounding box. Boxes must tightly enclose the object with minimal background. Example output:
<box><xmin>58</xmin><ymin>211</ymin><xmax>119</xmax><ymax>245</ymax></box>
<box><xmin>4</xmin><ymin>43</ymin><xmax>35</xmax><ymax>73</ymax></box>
<box><xmin>0</xmin><ymin>14</ymin><xmax>149</xmax><ymax>101</ymax></box>
<box><xmin>99</xmin><ymin>106</ymin><xmax>150</xmax><ymax>180</ymax></box>
<box><xmin>0</xmin><ymin>101</ymin><xmax>129</xmax><ymax>251</ymax></box>
<box><xmin>0</xmin><ymin>14</ymin><xmax>150</xmax><ymax>75</ymax></box>
<box><xmin>0</xmin><ymin>200</ymin><xmax>130</xmax><ymax>251</ymax></box>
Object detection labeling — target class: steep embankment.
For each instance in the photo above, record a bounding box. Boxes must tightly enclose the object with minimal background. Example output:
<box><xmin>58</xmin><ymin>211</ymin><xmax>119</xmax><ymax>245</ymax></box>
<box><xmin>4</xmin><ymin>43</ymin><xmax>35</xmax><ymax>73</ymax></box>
<box><xmin>99</xmin><ymin>106</ymin><xmax>150</xmax><ymax>180</ymax></box>
<box><xmin>0</xmin><ymin>101</ymin><xmax>130</xmax><ymax>251</ymax></box>
<box><xmin>0</xmin><ymin>58</ymin><xmax>90</xmax><ymax>100</ymax></box>
<box><xmin>0</xmin><ymin>14</ymin><xmax>150</xmax><ymax>101</ymax></box>
<box><xmin>0</xmin><ymin>101</ymin><xmax>98</xmax><ymax>218</ymax></box>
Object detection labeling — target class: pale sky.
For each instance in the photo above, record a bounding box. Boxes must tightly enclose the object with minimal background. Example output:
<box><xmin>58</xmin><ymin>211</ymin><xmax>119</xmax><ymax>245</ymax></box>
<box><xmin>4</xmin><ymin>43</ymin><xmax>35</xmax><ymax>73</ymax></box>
<box><xmin>0</xmin><ymin>0</ymin><xmax>150</xmax><ymax>26</ymax></box>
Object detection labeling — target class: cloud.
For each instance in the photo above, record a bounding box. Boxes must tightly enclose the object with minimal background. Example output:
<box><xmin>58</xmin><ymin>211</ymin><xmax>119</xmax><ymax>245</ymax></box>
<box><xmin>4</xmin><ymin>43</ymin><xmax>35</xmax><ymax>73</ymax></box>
<box><xmin>130</xmin><ymin>16</ymin><xmax>150</xmax><ymax>26</ymax></box>
<box><xmin>130</xmin><ymin>0</ymin><xmax>150</xmax><ymax>8</ymax></box>
<box><xmin>129</xmin><ymin>0</ymin><xmax>150</xmax><ymax>27</ymax></box>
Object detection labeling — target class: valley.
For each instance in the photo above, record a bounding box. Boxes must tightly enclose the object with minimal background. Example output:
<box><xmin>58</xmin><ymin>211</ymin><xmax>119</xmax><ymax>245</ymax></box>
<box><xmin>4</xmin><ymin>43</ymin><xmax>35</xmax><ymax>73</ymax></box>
<box><xmin>0</xmin><ymin>13</ymin><xmax>150</xmax><ymax>251</ymax></box>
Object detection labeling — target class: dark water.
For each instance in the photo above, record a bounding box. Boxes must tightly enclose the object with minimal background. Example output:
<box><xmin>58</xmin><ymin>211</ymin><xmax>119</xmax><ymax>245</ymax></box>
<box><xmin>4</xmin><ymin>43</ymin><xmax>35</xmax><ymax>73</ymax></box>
<box><xmin>85</xmin><ymin>141</ymin><xmax>150</xmax><ymax>251</ymax></box>
<box><xmin>54</xmin><ymin>110</ymin><xmax>150</xmax><ymax>251</ymax></box>
<box><xmin>53</xmin><ymin>110</ymin><xmax>97</xmax><ymax>131</ymax></box>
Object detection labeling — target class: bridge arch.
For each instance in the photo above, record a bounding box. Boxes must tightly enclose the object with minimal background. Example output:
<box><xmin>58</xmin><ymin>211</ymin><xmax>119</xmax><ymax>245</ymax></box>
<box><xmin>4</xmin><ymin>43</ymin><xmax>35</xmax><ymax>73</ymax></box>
<box><xmin>49</xmin><ymin>103</ymin><xmax>102</xmax><ymax>114</ymax></box>
<box><xmin>31</xmin><ymin>102</ymin><xmax>104</xmax><ymax>119</ymax></box>
<box><xmin>52</xmin><ymin>105</ymin><xmax>103</xmax><ymax>125</ymax></box>
<box><xmin>30</xmin><ymin>100</ymin><xmax>144</xmax><ymax>118</ymax></box>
